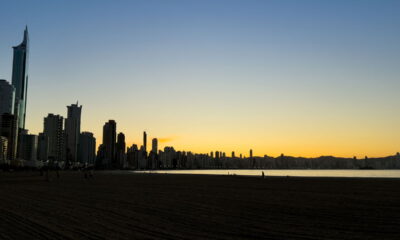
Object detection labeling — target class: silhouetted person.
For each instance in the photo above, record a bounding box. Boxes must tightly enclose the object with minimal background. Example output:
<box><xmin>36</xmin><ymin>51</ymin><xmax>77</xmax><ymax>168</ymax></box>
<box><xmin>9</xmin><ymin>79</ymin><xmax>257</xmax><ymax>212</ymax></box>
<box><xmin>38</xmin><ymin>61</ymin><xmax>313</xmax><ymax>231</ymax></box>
<box><xmin>262</xmin><ymin>171</ymin><xmax>265</xmax><ymax>179</ymax></box>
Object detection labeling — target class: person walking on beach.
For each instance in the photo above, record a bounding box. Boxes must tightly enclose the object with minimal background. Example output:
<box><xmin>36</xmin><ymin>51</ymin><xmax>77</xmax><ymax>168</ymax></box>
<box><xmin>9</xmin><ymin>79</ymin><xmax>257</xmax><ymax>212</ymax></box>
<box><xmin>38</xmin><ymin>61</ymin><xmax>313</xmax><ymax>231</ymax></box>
<box><xmin>262</xmin><ymin>171</ymin><xmax>265</xmax><ymax>179</ymax></box>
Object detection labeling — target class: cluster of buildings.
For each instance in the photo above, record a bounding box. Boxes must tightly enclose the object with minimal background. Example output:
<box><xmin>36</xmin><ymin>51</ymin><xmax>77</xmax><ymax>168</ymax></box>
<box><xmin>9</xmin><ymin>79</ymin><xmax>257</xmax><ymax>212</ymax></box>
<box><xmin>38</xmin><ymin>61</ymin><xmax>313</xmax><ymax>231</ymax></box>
<box><xmin>3</xmin><ymin>28</ymin><xmax>398</xmax><ymax>170</ymax></box>
<box><xmin>0</xmin><ymin>28</ymin><xmax>252</xmax><ymax>170</ymax></box>
<box><xmin>1</xmin><ymin>27</ymin><xmax>31</xmax><ymax>166</ymax></box>
<box><xmin>0</xmin><ymin>28</ymin><xmax>97</xmax><ymax>168</ymax></box>
<box><xmin>95</xmin><ymin>122</ymin><xmax>254</xmax><ymax>170</ymax></box>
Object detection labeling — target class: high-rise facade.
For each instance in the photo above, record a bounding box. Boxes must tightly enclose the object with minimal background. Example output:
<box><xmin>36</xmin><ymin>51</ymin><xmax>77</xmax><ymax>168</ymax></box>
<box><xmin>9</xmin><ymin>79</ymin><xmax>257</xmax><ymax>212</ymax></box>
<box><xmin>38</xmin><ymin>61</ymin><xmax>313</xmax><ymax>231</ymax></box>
<box><xmin>0</xmin><ymin>114</ymin><xmax>18</xmax><ymax>161</ymax></box>
<box><xmin>65</xmin><ymin>103</ymin><xmax>82</xmax><ymax>164</ymax></box>
<box><xmin>11</xmin><ymin>27</ymin><xmax>29</xmax><ymax>130</ymax></box>
<box><xmin>127</xmin><ymin>144</ymin><xmax>139</xmax><ymax>169</ymax></box>
<box><xmin>116</xmin><ymin>132</ymin><xmax>126</xmax><ymax>168</ymax></box>
<box><xmin>152</xmin><ymin>138</ymin><xmax>158</xmax><ymax>154</ymax></box>
<box><xmin>18</xmin><ymin>132</ymin><xmax>38</xmax><ymax>161</ymax></box>
<box><xmin>143</xmin><ymin>131</ymin><xmax>147</xmax><ymax>153</ymax></box>
<box><xmin>102</xmin><ymin>120</ymin><xmax>116</xmax><ymax>168</ymax></box>
<box><xmin>44</xmin><ymin>114</ymin><xmax>64</xmax><ymax>162</ymax></box>
<box><xmin>0</xmin><ymin>136</ymin><xmax>8</xmax><ymax>163</ymax></box>
<box><xmin>37</xmin><ymin>133</ymin><xmax>48</xmax><ymax>161</ymax></box>
<box><xmin>0</xmin><ymin>80</ymin><xmax>15</xmax><ymax>115</ymax></box>
<box><xmin>79</xmin><ymin>132</ymin><xmax>96</xmax><ymax>165</ymax></box>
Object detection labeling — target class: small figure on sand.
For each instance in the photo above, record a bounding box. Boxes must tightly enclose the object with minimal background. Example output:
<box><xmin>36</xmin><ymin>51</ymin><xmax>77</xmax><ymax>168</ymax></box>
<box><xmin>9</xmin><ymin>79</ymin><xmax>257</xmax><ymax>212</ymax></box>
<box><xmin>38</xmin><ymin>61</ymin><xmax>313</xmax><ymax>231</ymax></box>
<box><xmin>262</xmin><ymin>171</ymin><xmax>265</xmax><ymax>179</ymax></box>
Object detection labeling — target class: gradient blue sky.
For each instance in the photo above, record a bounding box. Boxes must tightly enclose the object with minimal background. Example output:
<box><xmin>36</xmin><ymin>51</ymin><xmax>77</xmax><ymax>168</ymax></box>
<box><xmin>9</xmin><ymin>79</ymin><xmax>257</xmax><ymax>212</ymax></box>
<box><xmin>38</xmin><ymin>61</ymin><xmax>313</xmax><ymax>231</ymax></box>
<box><xmin>1</xmin><ymin>0</ymin><xmax>400</xmax><ymax>157</ymax></box>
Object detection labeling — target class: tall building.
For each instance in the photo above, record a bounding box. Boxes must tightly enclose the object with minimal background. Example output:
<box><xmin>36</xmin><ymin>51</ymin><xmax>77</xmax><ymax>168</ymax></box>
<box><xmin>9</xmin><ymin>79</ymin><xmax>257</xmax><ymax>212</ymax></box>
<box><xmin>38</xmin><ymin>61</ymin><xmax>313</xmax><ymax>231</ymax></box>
<box><xmin>37</xmin><ymin>133</ymin><xmax>48</xmax><ymax>161</ymax></box>
<box><xmin>127</xmin><ymin>144</ymin><xmax>139</xmax><ymax>169</ymax></box>
<box><xmin>143</xmin><ymin>131</ymin><xmax>147</xmax><ymax>153</ymax></box>
<box><xmin>250</xmin><ymin>149</ymin><xmax>253</xmax><ymax>158</ymax></box>
<box><xmin>11</xmin><ymin>27</ymin><xmax>29</xmax><ymax>130</ymax></box>
<box><xmin>79</xmin><ymin>132</ymin><xmax>96</xmax><ymax>165</ymax></box>
<box><xmin>152</xmin><ymin>138</ymin><xmax>158</xmax><ymax>154</ymax></box>
<box><xmin>17</xmin><ymin>132</ymin><xmax>37</xmax><ymax>161</ymax></box>
<box><xmin>231</xmin><ymin>151</ymin><xmax>235</xmax><ymax>158</ymax></box>
<box><xmin>0</xmin><ymin>113</ymin><xmax>18</xmax><ymax>161</ymax></box>
<box><xmin>116</xmin><ymin>132</ymin><xmax>126</xmax><ymax>168</ymax></box>
<box><xmin>96</xmin><ymin>144</ymin><xmax>106</xmax><ymax>168</ymax></box>
<box><xmin>102</xmin><ymin>120</ymin><xmax>116</xmax><ymax>168</ymax></box>
<box><xmin>0</xmin><ymin>80</ymin><xmax>17</xmax><ymax>162</ymax></box>
<box><xmin>0</xmin><ymin>80</ymin><xmax>15</xmax><ymax>115</ymax></box>
<box><xmin>65</xmin><ymin>102</ymin><xmax>82</xmax><ymax>164</ymax></box>
<box><xmin>0</xmin><ymin>136</ymin><xmax>8</xmax><ymax>163</ymax></box>
<box><xmin>44</xmin><ymin>114</ymin><xmax>64</xmax><ymax>162</ymax></box>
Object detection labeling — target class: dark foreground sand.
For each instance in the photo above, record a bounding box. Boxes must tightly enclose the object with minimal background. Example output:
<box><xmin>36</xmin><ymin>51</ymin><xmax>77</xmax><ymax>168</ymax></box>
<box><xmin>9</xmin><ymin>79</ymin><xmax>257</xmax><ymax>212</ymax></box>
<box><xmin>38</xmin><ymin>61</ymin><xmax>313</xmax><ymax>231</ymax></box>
<box><xmin>0</xmin><ymin>171</ymin><xmax>399</xmax><ymax>240</ymax></box>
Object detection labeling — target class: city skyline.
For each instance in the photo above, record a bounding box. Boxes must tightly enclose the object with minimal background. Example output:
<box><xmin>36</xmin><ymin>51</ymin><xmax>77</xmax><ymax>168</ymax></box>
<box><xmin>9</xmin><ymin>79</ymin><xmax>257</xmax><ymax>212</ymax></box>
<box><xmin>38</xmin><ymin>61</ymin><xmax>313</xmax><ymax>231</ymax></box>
<box><xmin>1</xmin><ymin>1</ymin><xmax>400</xmax><ymax>158</ymax></box>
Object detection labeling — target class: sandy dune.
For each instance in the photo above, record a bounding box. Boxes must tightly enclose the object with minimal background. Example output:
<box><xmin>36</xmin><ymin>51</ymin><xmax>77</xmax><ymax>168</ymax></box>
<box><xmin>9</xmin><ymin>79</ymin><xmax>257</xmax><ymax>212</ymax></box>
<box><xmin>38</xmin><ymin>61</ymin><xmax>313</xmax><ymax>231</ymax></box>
<box><xmin>0</xmin><ymin>171</ymin><xmax>399</xmax><ymax>239</ymax></box>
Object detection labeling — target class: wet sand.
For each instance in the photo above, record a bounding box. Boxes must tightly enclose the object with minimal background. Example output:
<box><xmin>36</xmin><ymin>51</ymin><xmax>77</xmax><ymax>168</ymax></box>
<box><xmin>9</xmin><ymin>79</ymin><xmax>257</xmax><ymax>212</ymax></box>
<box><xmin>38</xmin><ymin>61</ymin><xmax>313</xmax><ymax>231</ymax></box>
<box><xmin>0</xmin><ymin>171</ymin><xmax>399</xmax><ymax>239</ymax></box>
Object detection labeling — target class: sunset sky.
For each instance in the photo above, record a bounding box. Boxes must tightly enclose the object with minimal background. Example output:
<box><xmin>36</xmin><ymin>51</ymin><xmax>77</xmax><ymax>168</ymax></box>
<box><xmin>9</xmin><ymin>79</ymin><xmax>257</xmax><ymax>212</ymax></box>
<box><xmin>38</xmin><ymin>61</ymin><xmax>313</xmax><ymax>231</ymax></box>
<box><xmin>0</xmin><ymin>0</ymin><xmax>400</xmax><ymax>158</ymax></box>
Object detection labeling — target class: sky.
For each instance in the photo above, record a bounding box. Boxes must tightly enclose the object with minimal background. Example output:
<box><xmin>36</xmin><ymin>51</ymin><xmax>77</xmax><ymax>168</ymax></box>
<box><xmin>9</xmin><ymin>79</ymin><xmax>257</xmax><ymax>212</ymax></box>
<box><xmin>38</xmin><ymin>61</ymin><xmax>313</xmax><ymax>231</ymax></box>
<box><xmin>0</xmin><ymin>0</ymin><xmax>400</xmax><ymax>158</ymax></box>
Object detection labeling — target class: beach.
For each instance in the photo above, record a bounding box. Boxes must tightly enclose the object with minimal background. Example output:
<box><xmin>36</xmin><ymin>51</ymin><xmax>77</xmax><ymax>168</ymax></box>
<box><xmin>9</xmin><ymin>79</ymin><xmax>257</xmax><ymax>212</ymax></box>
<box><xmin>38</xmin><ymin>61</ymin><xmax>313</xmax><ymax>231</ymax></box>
<box><xmin>0</xmin><ymin>171</ymin><xmax>399</xmax><ymax>239</ymax></box>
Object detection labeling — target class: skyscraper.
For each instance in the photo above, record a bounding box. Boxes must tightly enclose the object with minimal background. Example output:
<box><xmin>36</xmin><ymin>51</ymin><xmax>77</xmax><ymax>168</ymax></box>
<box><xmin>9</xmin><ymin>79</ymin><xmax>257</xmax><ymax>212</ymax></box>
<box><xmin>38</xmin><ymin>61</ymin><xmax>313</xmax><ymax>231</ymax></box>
<box><xmin>0</xmin><ymin>80</ymin><xmax>15</xmax><ymax>115</ymax></box>
<box><xmin>152</xmin><ymin>138</ymin><xmax>158</xmax><ymax>154</ymax></box>
<box><xmin>79</xmin><ymin>132</ymin><xmax>96</xmax><ymax>165</ymax></box>
<box><xmin>44</xmin><ymin>114</ymin><xmax>64</xmax><ymax>162</ymax></box>
<box><xmin>250</xmin><ymin>149</ymin><xmax>253</xmax><ymax>158</ymax></box>
<box><xmin>0</xmin><ymin>136</ymin><xmax>7</xmax><ymax>163</ymax></box>
<box><xmin>65</xmin><ymin>102</ymin><xmax>82</xmax><ymax>165</ymax></box>
<box><xmin>143</xmin><ymin>131</ymin><xmax>147</xmax><ymax>153</ymax></box>
<box><xmin>11</xmin><ymin>27</ymin><xmax>29</xmax><ymax>130</ymax></box>
<box><xmin>17</xmin><ymin>132</ymin><xmax>38</xmax><ymax>161</ymax></box>
<box><xmin>37</xmin><ymin>133</ymin><xmax>48</xmax><ymax>161</ymax></box>
<box><xmin>102</xmin><ymin>120</ymin><xmax>116</xmax><ymax>168</ymax></box>
<box><xmin>0</xmin><ymin>80</ymin><xmax>17</xmax><ymax>162</ymax></box>
<box><xmin>127</xmin><ymin>144</ymin><xmax>139</xmax><ymax>169</ymax></box>
<box><xmin>116</xmin><ymin>132</ymin><xmax>126</xmax><ymax>168</ymax></box>
<box><xmin>0</xmin><ymin>113</ymin><xmax>18</xmax><ymax>161</ymax></box>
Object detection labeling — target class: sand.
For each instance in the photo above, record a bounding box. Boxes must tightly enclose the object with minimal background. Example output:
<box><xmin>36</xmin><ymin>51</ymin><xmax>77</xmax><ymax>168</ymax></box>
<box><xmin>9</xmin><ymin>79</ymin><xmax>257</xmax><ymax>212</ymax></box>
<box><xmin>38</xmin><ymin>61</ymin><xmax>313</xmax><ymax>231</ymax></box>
<box><xmin>0</xmin><ymin>171</ymin><xmax>399</xmax><ymax>240</ymax></box>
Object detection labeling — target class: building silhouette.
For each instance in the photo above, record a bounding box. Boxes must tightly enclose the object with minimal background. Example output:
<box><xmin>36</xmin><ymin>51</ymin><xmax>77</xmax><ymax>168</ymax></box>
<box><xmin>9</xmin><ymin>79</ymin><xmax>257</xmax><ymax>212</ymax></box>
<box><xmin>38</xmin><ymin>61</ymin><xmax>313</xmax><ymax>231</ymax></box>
<box><xmin>44</xmin><ymin>114</ymin><xmax>64</xmax><ymax>163</ymax></box>
<box><xmin>116</xmin><ymin>132</ymin><xmax>126</xmax><ymax>168</ymax></box>
<box><xmin>127</xmin><ymin>144</ymin><xmax>139</xmax><ymax>169</ymax></box>
<box><xmin>0</xmin><ymin>80</ymin><xmax>15</xmax><ymax>115</ymax></box>
<box><xmin>0</xmin><ymin>80</ymin><xmax>17</xmax><ymax>162</ymax></box>
<box><xmin>138</xmin><ymin>145</ymin><xmax>147</xmax><ymax>169</ymax></box>
<box><xmin>102</xmin><ymin>120</ymin><xmax>116</xmax><ymax>168</ymax></box>
<box><xmin>0</xmin><ymin>136</ymin><xmax>7</xmax><ymax>163</ymax></box>
<box><xmin>11</xmin><ymin>27</ymin><xmax>29</xmax><ymax>130</ymax></box>
<box><xmin>37</xmin><ymin>133</ymin><xmax>48</xmax><ymax>161</ymax></box>
<box><xmin>143</xmin><ymin>131</ymin><xmax>147</xmax><ymax>154</ymax></box>
<box><xmin>79</xmin><ymin>132</ymin><xmax>96</xmax><ymax>165</ymax></box>
<box><xmin>0</xmin><ymin>114</ymin><xmax>18</xmax><ymax>161</ymax></box>
<box><xmin>17</xmin><ymin>131</ymin><xmax>37</xmax><ymax>161</ymax></box>
<box><xmin>152</xmin><ymin>138</ymin><xmax>158</xmax><ymax>153</ymax></box>
<box><xmin>65</xmin><ymin>102</ymin><xmax>82</xmax><ymax>165</ymax></box>
<box><xmin>96</xmin><ymin>144</ymin><xmax>106</xmax><ymax>168</ymax></box>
